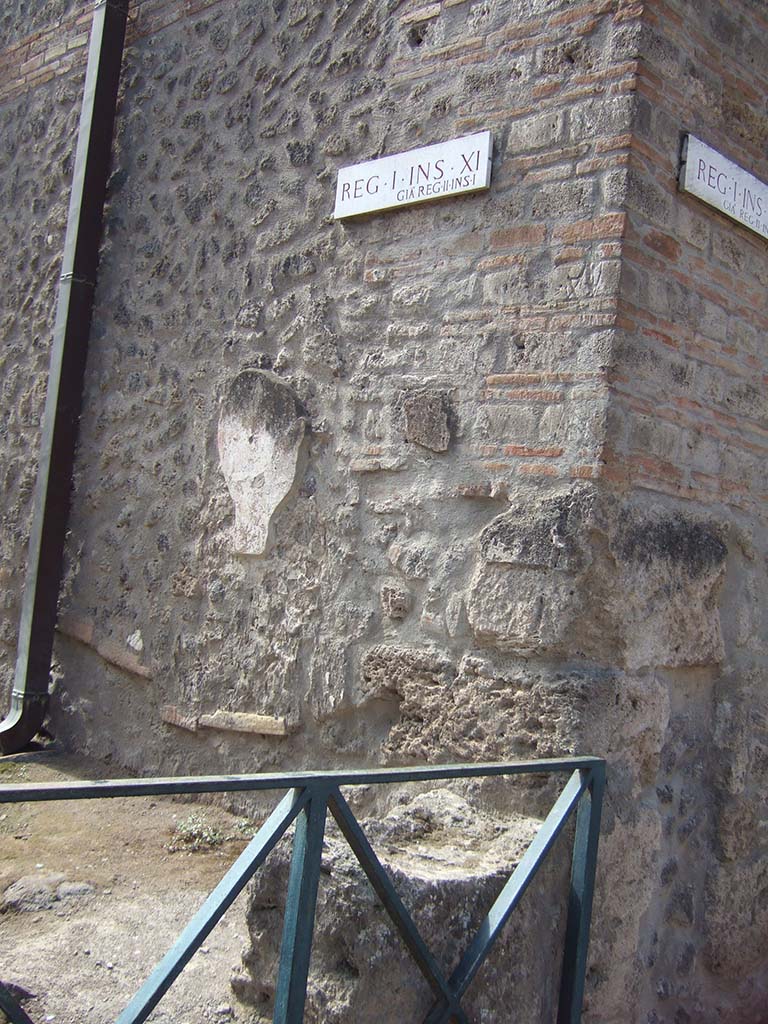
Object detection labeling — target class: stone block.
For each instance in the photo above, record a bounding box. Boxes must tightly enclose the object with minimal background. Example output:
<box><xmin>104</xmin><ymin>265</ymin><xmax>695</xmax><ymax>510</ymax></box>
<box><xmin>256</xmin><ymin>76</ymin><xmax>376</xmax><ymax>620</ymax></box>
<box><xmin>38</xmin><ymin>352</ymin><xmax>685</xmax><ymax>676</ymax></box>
<box><xmin>506</xmin><ymin>109</ymin><xmax>565</xmax><ymax>152</ymax></box>
<box><xmin>704</xmin><ymin>858</ymin><xmax>768</xmax><ymax>980</ymax></box>
<box><xmin>463</xmin><ymin>490</ymin><xmax>594</xmax><ymax>650</ymax></box>
<box><xmin>307</xmin><ymin>640</ymin><xmax>350</xmax><ymax>723</ymax></box>
<box><xmin>609</xmin><ymin>510</ymin><xmax>727</xmax><ymax>669</ymax></box>
<box><xmin>379</xmin><ymin>580</ymin><xmax>411</xmax><ymax>620</ymax></box>
<box><xmin>465</xmin><ymin>563</ymin><xmax>578</xmax><ymax>651</ymax></box>
<box><xmin>401</xmin><ymin>389</ymin><xmax>451</xmax><ymax>452</ymax></box>
<box><xmin>359</xmin><ymin>644</ymin><xmax>454</xmax><ymax>702</ymax></box>
<box><xmin>532</xmin><ymin>179</ymin><xmax>595</xmax><ymax>221</ymax></box>
<box><xmin>387</xmin><ymin>539</ymin><xmax>431</xmax><ymax>580</ymax></box>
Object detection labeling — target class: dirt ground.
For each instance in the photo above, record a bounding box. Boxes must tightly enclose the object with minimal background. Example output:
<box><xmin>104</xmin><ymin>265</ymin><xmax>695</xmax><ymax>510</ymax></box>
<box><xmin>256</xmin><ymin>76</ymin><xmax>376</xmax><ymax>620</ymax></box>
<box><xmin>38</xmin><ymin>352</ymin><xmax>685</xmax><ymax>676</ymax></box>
<box><xmin>0</xmin><ymin>746</ymin><xmax>266</xmax><ymax>1024</ymax></box>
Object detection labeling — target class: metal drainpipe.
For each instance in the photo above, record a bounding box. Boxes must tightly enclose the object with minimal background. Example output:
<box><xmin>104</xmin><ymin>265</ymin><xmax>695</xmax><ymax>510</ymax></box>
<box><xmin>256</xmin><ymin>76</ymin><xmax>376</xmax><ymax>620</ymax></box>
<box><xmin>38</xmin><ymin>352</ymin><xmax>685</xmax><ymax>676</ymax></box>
<box><xmin>0</xmin><ymin>0</ymin><xmax>130</xmax><ymax>754</ymax></box>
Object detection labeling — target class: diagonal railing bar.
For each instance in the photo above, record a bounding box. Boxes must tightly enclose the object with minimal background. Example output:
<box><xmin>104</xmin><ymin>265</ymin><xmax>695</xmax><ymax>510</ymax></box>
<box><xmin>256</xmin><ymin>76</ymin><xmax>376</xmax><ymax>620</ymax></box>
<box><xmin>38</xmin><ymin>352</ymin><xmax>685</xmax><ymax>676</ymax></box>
<box><xmin>450</xmin><ymin>768</ymin><xmax>587</xmax><ymax>1002</ymax></box>
<box><xmin>273</xmin><ymin>793</ymin><xmax>329</xmax><ymax>1024</ymax></box>
<box><xmin>0</xmin><ymin>758</ymin><xmax>604</xmax><ymax>1024</ymax></box>
<box><xmin>0</xmin><ymin>982</ymin><xmax>35</xmax><ymax>1024</ymax></box>
<box><xmin>115</xmin><ymin>787</ymin><xmax>309</xmax><ymax>1024</ymax></box>
<box><xmin>328</xmin><ymin>788</ymin><xmax>470</xmax><ymax>1024</ymax></box>
<box><xmin>421</xmin><ymin>769</ymin><xmax>590</xmax><ymax>1024</ymax></box>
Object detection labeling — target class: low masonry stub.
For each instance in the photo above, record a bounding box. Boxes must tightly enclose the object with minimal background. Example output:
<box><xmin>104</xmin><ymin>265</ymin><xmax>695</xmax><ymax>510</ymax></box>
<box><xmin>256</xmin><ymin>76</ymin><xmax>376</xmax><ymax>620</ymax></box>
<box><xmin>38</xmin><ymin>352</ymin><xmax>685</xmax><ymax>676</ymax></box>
<box><xmin>334</xmin><ymin>131</ymin><xmax>493</xmax><ymax>219</ymax></box>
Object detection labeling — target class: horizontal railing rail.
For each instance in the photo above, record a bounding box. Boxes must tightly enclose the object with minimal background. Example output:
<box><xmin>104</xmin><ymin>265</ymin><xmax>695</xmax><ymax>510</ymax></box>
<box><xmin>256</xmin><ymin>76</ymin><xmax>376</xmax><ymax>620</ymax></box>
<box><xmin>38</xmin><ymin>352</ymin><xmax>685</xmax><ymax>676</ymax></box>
<box><xmin>0</xmin><ymin>756</ymin><xmax>605</xmax><ymax>1024</ymax></box>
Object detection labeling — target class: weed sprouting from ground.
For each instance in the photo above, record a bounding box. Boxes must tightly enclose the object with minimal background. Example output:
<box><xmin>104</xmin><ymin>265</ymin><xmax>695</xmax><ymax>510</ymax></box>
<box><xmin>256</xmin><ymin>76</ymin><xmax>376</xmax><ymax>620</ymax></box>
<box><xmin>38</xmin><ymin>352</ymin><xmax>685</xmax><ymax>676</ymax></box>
<box><xmin>233</xmin><ymin>818</ymin><xmax>258</xmax><ymax>838</ymax></box>
<box><xmin>167</xmin><ymin>812</ymin><xmax>225</xmax><ymax>852</ymax></box>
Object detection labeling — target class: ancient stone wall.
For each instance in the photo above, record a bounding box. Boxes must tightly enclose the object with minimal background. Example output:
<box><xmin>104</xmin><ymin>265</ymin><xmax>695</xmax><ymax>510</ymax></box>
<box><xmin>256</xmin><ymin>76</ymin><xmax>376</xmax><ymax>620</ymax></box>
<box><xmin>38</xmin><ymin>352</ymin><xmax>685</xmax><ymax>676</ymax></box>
<box><xmin>1</xmin><ymin>0</ymin><xmax>766</xmax><ymax>1021</ymax></box>
<box><xmin>601</xmin><ymin>1</ymin><xmax>768</xmax><ymax>1020</ymax></box>
<box><xmin>26</xmin><ymin>0</ymin><xmax>639</xmax><ymax>779</ymax></box>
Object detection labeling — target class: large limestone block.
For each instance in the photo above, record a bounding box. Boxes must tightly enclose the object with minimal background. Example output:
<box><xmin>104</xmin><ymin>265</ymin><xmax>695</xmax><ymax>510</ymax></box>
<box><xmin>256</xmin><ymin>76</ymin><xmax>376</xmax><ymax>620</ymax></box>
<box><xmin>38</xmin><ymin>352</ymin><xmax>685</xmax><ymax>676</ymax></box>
<box><xmin>464</xmin><ymin>489</ymin><xmax>601</xmax><ymax>657</ymax></box>
<box><xmin>463</xmin><ymin>489</ymin><xmax>726</xmax><ymax>670</ymax></box>
<box><xmin>465</xmin><ymin>564</ymin><xmax>581</xmax><ymax>651</ymax></box>
<box><xmin>233</xmin><ymin>790</ymin><xmax>569</xmax><ymax>1024</ymax></box>
<box><xmin>608</xmin><ymin>511</ymin><xmax>727</xmax><ymax>670</ymax></box>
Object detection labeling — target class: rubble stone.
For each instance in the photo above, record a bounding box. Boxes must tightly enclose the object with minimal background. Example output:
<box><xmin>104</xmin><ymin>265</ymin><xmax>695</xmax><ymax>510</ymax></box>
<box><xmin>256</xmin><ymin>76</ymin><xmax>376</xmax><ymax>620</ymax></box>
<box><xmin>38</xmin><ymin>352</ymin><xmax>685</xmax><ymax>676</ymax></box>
<box><xmin>232</xmin><ymin>791</ymin><xmax>567</xmax><ymax>1024</ymax></box>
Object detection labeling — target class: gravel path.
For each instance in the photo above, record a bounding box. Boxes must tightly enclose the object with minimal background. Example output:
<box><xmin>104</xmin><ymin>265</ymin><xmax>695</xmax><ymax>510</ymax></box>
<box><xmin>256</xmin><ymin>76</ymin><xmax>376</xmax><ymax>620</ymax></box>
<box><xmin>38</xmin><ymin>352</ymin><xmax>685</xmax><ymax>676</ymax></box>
<box><xmin>0</xmin><ymin>749</ymin><xmax>264</xmax><ymax>1024</ymax></box>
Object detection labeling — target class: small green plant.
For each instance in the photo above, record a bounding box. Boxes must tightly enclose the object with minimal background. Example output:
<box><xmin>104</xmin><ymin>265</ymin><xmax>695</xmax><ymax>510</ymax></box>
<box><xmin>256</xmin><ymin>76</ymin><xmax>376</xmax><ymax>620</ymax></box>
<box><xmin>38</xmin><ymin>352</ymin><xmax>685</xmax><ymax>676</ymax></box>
<box><xmin>167</xmin><ymin>812</ymin><xmax>224</xmax><ymax>852</ymax></box>
<box><xmin>233</xmin><ymin>817</ymin><xmax>258</xmax><ymax>838</ymax></box>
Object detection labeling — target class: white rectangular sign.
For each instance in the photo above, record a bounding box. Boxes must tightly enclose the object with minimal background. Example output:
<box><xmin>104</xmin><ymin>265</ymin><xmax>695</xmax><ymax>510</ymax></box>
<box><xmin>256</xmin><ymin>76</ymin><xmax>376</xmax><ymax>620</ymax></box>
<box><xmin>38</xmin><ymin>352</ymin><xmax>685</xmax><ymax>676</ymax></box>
<box><xmin>334</xmin><ymin>131</ymin><xmax>493</xmax><ymax>219</ymax></box>
<box><xmin>680</xmin><ymin>134</ymin><xmax>768</xmax><ymax>241</ymax></box>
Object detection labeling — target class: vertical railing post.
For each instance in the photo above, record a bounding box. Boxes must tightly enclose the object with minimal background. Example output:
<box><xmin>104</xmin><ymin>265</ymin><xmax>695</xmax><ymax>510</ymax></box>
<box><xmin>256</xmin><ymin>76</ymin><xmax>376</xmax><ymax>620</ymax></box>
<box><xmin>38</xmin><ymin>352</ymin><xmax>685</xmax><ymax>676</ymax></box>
<box><xmin>273</xmin><ymin>787</ymin><xmax>329</xmax><ymax>1024</ymax></box>
<box><xmin>557</xmin><ymin>763</ymin><xmax>605</xmax><ymax>1024</ymax></box>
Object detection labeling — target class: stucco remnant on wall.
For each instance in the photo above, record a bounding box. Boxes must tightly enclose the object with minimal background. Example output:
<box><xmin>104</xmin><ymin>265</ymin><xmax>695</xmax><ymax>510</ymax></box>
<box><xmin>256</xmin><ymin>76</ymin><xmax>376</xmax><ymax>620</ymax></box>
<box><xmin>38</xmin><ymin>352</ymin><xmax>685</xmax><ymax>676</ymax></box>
<box><xmin>217</xmin><ymin>370</ymin><xmax>307</xmax><ymax>556</ymax></box>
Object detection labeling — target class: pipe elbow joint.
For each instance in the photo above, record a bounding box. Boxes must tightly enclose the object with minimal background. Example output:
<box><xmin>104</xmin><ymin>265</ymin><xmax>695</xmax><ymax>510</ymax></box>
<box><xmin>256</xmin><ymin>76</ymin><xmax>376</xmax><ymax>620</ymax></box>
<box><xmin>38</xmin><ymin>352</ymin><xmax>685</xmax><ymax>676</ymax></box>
<box><xmin>0</xmin><ymin>689</ymin><xmax>49</xmax><ymax>755</ymax></box>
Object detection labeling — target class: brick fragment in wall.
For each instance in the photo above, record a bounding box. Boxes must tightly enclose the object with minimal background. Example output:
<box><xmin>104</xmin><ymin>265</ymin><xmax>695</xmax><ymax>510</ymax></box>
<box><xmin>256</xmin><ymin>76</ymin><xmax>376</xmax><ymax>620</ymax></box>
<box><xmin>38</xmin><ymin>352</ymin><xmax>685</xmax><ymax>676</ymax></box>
<box><xmin>56</xmin><ymin>614</ymin><xmax>94</xmax><ymax>647</ymax></box>
<box><xmin>57</xmin><ymin>616</ymin><xmax>152</xmax><ymax>680</ymax></box>
<box><xmin>197</xmin><ymin>710</ymin><xmax>292</xmax><ymax>737</ymax></box>
<box><xmin>349</xmin><ymin>454</ymin><xmax>405</xmax><ymax>473</ymax></box>
<box><xmin>160</xmin><ymin>705</ymin><xmax>198</xmax><ymax>733</ymax></box>
<box><xmin>95</xmin><ymin>639</ymin><xmax>152</xmax><ymax>680</ymax></box>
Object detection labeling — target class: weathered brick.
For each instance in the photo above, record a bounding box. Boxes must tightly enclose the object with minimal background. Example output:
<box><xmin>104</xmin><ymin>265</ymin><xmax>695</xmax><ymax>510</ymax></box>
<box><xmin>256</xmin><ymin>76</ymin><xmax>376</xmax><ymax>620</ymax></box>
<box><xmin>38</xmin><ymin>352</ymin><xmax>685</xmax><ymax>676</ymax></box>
<box><xmin>489</xmin><ymin>224</ymin><xmax>546</xmax><ymax>248</ymax></box>
<box><xmin>399</xmin><ymin>3</ymin><xmax>441</xmax><ymax>26</ymax></box>
<box><xmin>554</xmin><ymin>213</ymin><xmax>627</xmax><ymax>242</ymax></box>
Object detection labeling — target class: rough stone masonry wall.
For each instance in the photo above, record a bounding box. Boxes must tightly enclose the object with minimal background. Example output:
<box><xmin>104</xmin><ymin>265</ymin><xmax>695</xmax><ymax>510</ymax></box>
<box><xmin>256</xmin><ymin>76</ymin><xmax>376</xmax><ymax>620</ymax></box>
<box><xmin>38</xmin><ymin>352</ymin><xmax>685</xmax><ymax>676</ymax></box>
<box><xmin>602</xmin><ymin>1</ymin><xmax>768</xmax><ymax>1021</ymax></box>
<box><xmin>40</xmin><ymin>0</ymin><xmax>639</xmax><ymax>779</ymax></box>
<box><xmin>0</xmin><ymin>0</ymin><xmax>765</xmax><ymax>1021</ymax></box>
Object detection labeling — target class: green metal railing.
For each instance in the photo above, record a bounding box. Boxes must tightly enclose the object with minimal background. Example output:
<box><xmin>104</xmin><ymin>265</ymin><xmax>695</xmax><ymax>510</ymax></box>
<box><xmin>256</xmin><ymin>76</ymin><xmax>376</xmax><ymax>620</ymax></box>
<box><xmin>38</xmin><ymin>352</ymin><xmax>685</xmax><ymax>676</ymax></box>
<box><xmin>0</xmin><ymin>757</ymin><xmax>605</xmax><ymax>1024</ymax></box>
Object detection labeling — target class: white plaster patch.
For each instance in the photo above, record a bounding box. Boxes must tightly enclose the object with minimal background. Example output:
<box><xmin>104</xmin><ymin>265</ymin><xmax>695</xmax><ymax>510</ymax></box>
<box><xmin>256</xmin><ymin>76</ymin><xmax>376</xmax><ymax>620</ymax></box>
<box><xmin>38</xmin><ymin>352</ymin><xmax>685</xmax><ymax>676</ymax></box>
<box><xmin>217</xmin><ymin>370</ymin><xmax>306</xmax><ymax>556</ymax></box>
<box><xmin>126</xmin><ymin>630</ymin><xmax>144</xmax><ymax>653</ymax></box>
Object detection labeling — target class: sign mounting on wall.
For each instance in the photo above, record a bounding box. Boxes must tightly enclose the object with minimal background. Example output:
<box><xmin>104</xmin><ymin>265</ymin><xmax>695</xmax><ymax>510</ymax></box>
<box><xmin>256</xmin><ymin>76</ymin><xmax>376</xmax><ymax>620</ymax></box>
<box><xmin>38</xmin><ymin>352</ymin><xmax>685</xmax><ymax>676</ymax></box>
<box><xmin>679</xmin><ymin>135</ymin><xmax>768</xmax><ymax>241</ymax></box>
<box><xmin>334</xmin><ymin>131</ymin><xmax>493</xmax><ymax>219</ymax></box>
